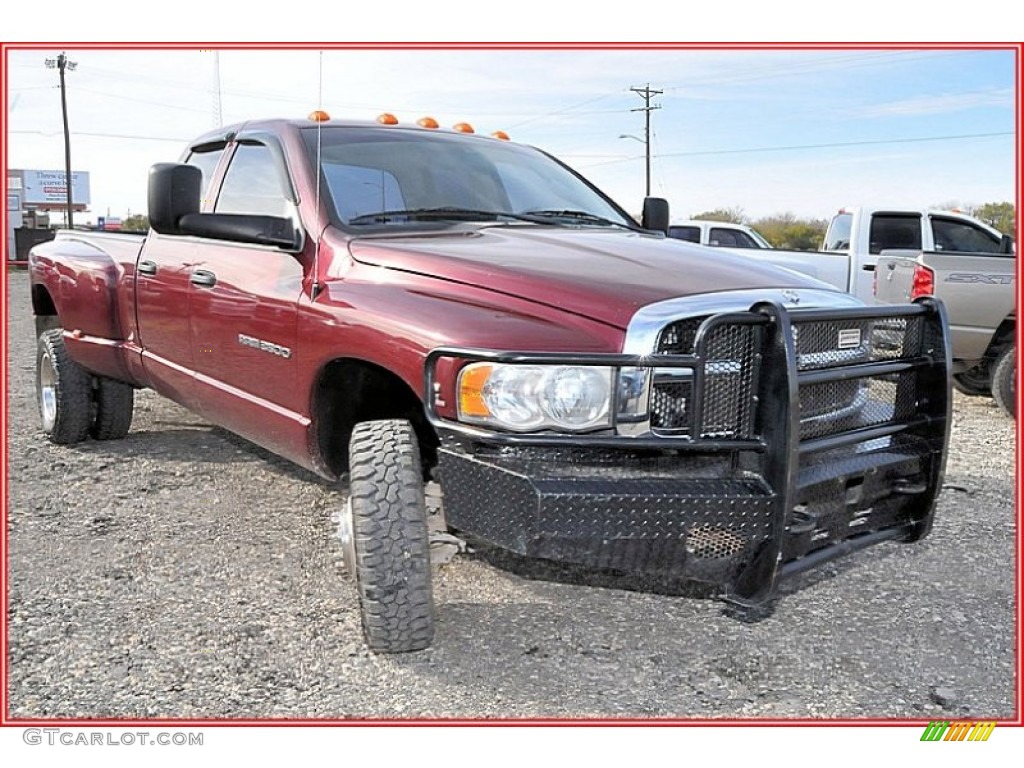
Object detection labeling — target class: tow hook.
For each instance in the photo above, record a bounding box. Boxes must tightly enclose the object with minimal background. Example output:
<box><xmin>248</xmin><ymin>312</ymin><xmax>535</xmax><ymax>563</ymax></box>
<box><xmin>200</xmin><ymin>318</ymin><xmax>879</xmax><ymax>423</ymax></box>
<box><xmin>891</xmin><ymin>477</ymin><xmax>928</xmax><ymax>495</ymax></box>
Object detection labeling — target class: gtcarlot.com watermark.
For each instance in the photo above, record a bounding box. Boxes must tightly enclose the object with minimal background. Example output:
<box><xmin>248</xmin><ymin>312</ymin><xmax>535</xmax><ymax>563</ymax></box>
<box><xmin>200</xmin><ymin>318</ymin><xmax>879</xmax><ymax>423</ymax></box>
<box><xmin>23</xmin><ymin>728</ymin><xmax>203</xmax><ymax>747</ymax></box>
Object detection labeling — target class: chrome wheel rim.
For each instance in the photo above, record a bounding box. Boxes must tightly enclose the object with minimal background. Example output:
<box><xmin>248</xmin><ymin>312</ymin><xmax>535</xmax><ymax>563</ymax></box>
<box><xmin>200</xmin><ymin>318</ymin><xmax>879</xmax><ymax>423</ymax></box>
<box><xmin>39</xmin><ymin>351</ymin><xmax>57</xmax><ymax>430</ymax></box>
<box><xmin>337</xmin><ymin>497</ymin><xmax>357</xmax><ymax>577</ymax></box>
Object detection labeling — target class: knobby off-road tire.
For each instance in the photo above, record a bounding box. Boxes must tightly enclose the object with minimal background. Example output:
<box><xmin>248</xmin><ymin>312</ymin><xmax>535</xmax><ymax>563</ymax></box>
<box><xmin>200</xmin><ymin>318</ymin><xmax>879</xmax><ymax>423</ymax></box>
<box><xmin>91</xmin><ymin>377</ymin><xmax>134</xmax><ymax>440</ymax></box>
<box><xmin>347</xmin><ymin>419</ymin><xmax>434</xmax><ymax>653</ymax></box>
<box><xmin>36</xmin><ymin>329</ymin><xmax>93</xmax><ymax>445</ymax></box>
<box><xmin>992</xmin><ymin>346</ymin><xmax>1016</xmax><ymax>417</ymax></box>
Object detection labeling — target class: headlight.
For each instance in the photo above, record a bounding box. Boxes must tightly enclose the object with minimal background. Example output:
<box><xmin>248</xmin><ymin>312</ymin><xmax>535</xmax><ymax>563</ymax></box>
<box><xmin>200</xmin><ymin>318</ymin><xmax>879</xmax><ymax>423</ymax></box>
<box><xmin>458</xmin><ymin>363</ymin><xmax>613</xmax><ymax>432</ymax></box>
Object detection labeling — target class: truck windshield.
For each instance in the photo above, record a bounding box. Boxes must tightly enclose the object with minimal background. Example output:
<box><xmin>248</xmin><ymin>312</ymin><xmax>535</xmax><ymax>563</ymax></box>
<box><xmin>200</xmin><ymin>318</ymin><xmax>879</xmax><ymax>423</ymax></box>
<box><xmin>302</xmin><ymin>126</ymin><xmax>636</xmax><ymax>231</ymax></box>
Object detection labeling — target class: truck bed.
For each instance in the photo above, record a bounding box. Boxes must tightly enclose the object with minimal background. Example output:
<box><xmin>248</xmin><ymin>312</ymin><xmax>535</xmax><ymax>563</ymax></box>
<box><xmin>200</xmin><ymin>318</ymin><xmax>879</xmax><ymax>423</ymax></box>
<box><xmin>714</xmin><ymin>245</ymin><xmax>852</xmax><ymax>295</ymax></box>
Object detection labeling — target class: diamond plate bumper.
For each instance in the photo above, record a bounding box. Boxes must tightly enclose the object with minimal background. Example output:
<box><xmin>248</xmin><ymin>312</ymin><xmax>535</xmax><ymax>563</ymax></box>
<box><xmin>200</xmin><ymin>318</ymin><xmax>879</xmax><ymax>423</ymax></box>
<box><xmin>425</xmin><ymin>298</ymin><xmax>952</xmax><ymax>603</ymax></box>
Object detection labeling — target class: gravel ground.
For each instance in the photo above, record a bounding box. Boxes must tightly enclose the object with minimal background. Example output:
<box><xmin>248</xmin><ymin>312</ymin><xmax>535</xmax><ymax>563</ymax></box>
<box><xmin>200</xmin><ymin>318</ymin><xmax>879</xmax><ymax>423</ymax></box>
<box><xmin>5</xmin><ymin>270</ymin><xmax>1017</xmax><ymax>719</ymax></box>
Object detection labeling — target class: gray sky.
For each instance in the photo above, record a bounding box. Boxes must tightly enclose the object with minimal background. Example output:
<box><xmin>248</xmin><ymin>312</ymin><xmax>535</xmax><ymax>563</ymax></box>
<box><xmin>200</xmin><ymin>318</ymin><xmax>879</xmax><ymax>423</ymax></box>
<box><xmin>6</xmin><ymin>46</ymin><xmax>1017</xmax><ymax>224</ymax></box>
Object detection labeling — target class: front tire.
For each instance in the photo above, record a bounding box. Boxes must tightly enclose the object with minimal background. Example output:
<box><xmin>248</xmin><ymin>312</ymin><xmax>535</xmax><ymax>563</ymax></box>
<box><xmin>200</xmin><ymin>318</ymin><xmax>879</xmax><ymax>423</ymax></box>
<box><xmin>36</xmin><ymin>329</ymin><xmax>93</xmax><ymax>445</ymax></box>
<box><xmin>992</xmin><ymin>346</ymin><xmax>1015</xmax><ymax>417</ymax></box>
<box><xmin>345</xmin><ymin>419</ymin><xmax>434</xmax><ymax>653</ymax></box>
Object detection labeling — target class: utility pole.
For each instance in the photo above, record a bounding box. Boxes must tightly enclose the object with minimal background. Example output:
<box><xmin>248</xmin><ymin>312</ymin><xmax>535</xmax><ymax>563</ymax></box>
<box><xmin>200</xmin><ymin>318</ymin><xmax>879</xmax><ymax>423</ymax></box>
<box><xmin>629</xmin><ymin>83</ymin><xmax>661</xmax><ymax>197</ymax></box>
<box><xmin>45</xmin><ymin>52</ymin><xmax>77</xmax><ymax>228</ymax></box>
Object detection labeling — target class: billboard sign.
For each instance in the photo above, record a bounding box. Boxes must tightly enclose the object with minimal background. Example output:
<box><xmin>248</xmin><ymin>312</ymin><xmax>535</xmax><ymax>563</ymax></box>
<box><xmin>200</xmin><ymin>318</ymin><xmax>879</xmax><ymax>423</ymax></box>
<box><xmin>21</xmin><ymin>170</ymin><xmax>90</xmax><ymax>207</ymax></box>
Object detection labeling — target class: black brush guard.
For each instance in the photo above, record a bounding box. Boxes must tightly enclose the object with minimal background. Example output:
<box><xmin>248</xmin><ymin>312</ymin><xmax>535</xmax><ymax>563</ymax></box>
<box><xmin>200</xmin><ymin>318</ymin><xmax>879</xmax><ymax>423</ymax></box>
<box><xmin>424</xmin><ymin>299</ymin><xmax>951</xmax><ymax>603</ymax></box>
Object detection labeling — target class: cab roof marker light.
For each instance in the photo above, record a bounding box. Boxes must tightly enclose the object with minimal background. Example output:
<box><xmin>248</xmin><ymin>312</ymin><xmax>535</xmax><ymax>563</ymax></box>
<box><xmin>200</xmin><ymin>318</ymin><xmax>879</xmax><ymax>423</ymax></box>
<box><xmin>418</xmin><ymin>116</ymin><xmax>439</xmax><ymax>129</ymax></box>
<box><xmin>377</xmin><ymin>113</ymin><xmax>399</xmax><ymax>125</ymax></box>
<box><xmin>491</xmin><ymin>130</ymin><xmax>510</xmax><ymax>141</ymax></box>
<box><xmin>453</xmin><ymin>122</ymin><xmax>475</xmax><ymax>134</ymax></box>
<box><xmin>308</xmin><ymin>109</ymin><xmax>331</xmax><ymax>122</ymax></box>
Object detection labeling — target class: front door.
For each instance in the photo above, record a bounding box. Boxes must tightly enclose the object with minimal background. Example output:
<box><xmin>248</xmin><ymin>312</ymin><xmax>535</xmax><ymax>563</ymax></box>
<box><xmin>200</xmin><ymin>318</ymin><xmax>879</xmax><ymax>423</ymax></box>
<box><xmin>186</xmin><ymin>139</ymin><xmax>307</xmax><ymax>458</ymax></box>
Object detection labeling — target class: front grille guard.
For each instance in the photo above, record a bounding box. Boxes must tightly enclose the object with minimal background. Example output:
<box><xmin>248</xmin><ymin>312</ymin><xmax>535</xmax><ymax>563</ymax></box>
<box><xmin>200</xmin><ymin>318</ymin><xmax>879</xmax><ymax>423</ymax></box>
<box><xmin>424</xmin><ymin>297</ymin><xmax>951</xmax><ymax>601</ymax></box>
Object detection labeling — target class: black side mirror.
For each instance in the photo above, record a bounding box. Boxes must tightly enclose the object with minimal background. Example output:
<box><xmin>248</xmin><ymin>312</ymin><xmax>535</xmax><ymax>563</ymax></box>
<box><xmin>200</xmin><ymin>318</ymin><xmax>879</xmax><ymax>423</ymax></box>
<box><xmin>1000</xmin><ymin>233</ymin><xmax>1015</xmax><ymax>255</ymax></box>
<box><xmin>147</xmin><ymin>161</ymin><xmax>298</xmax><ymax>250</ymax></box>
<box><xmin>148</xmin><ymin>163</ymin><xmax>201</xmax><ymax>236</ymax></box>
<box><xmin>641</xmin><ymin>197</ymin><xmax>669</xmax><ymax>234</ymax></box>
<box><xmin>177</xmin><ymin>213</ymin><xmax>298</xmax><ymax>249</ymax></box>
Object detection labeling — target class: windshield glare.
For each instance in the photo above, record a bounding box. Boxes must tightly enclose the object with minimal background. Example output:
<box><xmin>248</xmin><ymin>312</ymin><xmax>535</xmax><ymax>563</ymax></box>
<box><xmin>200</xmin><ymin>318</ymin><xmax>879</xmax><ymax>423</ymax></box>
<box><xmin>302</xmin><ymin>127</ymin><xmax>634</xmax><ymax>229</ymax></box>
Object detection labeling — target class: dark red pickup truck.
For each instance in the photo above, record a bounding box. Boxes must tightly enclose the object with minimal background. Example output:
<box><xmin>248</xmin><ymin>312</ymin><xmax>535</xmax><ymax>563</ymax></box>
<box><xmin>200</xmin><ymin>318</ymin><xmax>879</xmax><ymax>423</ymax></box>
<box><xmin>29</xmin><ymin>116</ymin><xmax>952</xmax><ymax>652</ymax></box>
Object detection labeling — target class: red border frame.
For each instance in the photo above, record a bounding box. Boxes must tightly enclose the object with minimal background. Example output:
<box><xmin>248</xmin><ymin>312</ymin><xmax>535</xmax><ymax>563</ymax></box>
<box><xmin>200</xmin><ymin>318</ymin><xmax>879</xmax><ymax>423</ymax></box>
<box><xmin>1</xmin><ymin>40</ymin><xmax>1021</xmax><ymax>729</ymax></box>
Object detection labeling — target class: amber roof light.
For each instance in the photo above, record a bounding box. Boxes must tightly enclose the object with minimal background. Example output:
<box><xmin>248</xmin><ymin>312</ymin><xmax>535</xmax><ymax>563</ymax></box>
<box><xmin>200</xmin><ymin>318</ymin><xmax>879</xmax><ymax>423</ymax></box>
<box><xmin>308</xmin><ymin>110</ymin><xmax>331</xmax><ymax>122</ymax></box>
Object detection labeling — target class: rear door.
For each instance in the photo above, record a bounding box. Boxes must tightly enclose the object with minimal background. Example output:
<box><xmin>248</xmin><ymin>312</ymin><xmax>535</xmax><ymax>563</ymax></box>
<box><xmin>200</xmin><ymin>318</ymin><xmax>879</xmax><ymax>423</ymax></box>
<box><xmin>135</xmin><ymin>141</ymin><xmax>228</xmax><ymax>407</ymax></box>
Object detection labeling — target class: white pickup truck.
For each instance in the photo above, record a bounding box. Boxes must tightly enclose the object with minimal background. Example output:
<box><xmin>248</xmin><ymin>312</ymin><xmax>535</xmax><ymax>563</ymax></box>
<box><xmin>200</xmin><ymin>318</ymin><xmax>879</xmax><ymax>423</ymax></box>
<box><xmin>673</xmin><ymin>207</ymin><xmax>1013</xmax><ymax>303</ymax></box>
<box><xmin>667</xmin><ymin>220</ymin><xmax>772</xmax><ymax>249</ymax></box>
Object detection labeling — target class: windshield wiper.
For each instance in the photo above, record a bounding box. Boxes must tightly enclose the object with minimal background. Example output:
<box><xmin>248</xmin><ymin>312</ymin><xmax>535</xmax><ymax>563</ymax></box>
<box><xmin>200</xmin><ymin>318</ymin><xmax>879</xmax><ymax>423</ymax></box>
<box><xmin>521</xmin><ymin>209</ymin><xmax>637</xmax><ymax>230</ymax></box>
<box><xmin>348</xmin><ymin>207</ymin><xmax>555</xmax><ymax>226</ymax></box>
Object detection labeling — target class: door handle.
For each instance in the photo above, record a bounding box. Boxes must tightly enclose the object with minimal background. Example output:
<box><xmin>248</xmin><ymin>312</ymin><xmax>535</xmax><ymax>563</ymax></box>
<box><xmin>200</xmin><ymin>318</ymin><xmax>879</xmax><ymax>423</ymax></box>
<box><xmin>138</xmin><ymin>260</ymin><xmax>158</xmax><ymax>276</ymax></box>
<box><xmin>190</xmin><ymin>269</ymin><xmax>217</xmax><ymax>288</ymax></box>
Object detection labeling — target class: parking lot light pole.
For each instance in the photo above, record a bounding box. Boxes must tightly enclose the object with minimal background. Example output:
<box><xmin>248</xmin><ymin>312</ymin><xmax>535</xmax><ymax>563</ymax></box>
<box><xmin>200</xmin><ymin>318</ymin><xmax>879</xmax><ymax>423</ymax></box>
<box><xmin>45</xmin><ymin>52</ymin><xmax>77</xmax><ymax>229</ymax></box>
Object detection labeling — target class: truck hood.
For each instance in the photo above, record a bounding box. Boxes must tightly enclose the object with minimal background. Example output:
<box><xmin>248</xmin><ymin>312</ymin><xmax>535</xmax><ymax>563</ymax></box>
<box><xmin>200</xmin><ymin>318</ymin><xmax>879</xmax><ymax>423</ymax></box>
<box><xmin>348</xmin><ymin>226</ymin><xmax>834</xmax><ymax>329</ymax></box>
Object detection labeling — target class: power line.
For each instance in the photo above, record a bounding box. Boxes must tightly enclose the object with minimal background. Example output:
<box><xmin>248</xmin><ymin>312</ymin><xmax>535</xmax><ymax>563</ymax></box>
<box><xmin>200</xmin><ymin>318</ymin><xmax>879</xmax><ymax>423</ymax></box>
<box><xmin>506</xmin><ymin>91</ymin><xmax>624</xmax><ymax>129</ymax></box>
<box><xmin>70</xmin><ymin>57</ymin><xmax>631</xmax><ymax>123</ymax></box>
<box><xmin>72</xmin><ymin>86</ymin><xmax>211</xmax><ymax>115</ymax></box>
<box><xmin>576</xmin><ymin>131</ymin><xmax>1014</xmax><ymax>169</ymax></box>
<box><xmin>10</xmin><ymin>129</ymin><xmax>192</xmax><ymax>142</ymax></box>
<box><xmin>660</xmin><ymin>50</ymin><xmax>947</xmax><ymax>91</ymax></box>
<box><xmin>658</xmin><ymin>131</ymin><xmax>1014</xmax><ymax>158</ymax></box>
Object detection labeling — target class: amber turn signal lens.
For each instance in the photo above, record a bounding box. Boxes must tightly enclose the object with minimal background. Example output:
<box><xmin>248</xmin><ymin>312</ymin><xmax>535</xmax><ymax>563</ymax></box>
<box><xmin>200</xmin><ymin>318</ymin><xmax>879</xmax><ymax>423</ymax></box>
<box><xmin>417</xmin><ymin>116</ymin><xmax>439</xmax><ymax>129</ymax></box>
<box><xmin>458</xmin><ymin>364</ymin><xmax>492</xmax><ymax>418</ymax></box>
<box><xmin>453</xmin><ymin>122</ymin><xmax>475</xmax><ymax>134</ymax></box>
<box><xmin>308</xmin><ymin>110</ymin><xmax>331</xmax><ymax>122</ymax></box>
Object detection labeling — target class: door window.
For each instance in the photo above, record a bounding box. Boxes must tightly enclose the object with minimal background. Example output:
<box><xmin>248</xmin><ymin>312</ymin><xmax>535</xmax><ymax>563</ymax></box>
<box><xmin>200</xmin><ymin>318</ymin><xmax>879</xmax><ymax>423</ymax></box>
<box><xmin>185</xmin><ymin>146</ymin><xmax>226</xmax><ymax>204</ymax></box>
<box><xmin>215</xmin><ymin>143</ymin><xmax>290</xmax><ymax>218</ymax></box>
<box><xmin>710</xmin><ymin>227</ymin><xmax>759</xmax><ymax>248</ymax></box>
<box><xmin>869</xmin><ymin>214</ymin><xmax>921</xmax><ymax>254</ymax></box>
<box><xmin>931</xmin><ymin>217</ymin><xmax>1002</xmax><ymax>253</ymax></box>
<box><xmin>667</xmin><ymin>226</ymin><xmax>700</xmax><ymax>243</ymax></box>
